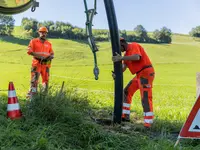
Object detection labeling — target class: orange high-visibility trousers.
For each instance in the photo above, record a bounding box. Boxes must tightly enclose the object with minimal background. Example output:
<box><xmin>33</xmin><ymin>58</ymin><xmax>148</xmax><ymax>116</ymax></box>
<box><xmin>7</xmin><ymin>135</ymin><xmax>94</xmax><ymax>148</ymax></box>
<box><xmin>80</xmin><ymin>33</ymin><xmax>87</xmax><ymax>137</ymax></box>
<box><xmin>122</xmin><ymin>67</ymin><xmax>155</xmax><ymax>127</ymax></box>
<box><xmin>29</xmin><ymin>64</ymin><xmax>50</xmax><ymax>93</ymax></box>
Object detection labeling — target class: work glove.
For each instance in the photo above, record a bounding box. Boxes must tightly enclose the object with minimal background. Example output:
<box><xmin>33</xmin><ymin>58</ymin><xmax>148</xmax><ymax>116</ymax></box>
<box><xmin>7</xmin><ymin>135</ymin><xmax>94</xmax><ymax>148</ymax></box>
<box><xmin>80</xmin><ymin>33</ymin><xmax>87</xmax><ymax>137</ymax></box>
<box><xmin>45</xmin><ymin>55</ymin><xmax>54</xmax><ymax>61</ymax></box>
<box><xmin>38</xmin><ymin>56</ymin><xmax>46</xmax><ymax>60</ymax></box>
<box><xmin>112</xmin><ymin>71</ymin><xmax>116</xmax><ymax>80</ymax></box>
<box><xmin>112</xmin><ymin>52</ymin><xmax>122</xmax><ymax>62</ymax></box>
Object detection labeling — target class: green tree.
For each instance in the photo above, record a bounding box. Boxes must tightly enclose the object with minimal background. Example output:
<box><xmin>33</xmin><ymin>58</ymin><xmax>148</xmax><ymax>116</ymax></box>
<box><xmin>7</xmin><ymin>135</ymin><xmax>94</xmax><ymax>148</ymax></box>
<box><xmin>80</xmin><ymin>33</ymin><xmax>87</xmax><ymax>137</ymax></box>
<box><xmin>0</xmin><ymin>14</ymin><xmax>15</xmax><ymax>36</ymax></box>
<box><xmin>120</xmin><ymin>30</ymin><xmax>127</xmax><ymax>39</ymax></box>
<box><xmin>152</xmin><ymin>29</ymin><xmax>160</xmax><ymax>41</ymax></box>
<box><xmin>134</xmin><ymin>25</ymin><xmax>148</xmax><ymax>42</ymax></box>
<box><xmin>152</xmin><ymin>27</ymin><xmax>172</xmax><ymax>43</ymax></box>
<box><xmin>21</xmin><ymin>17</ymin><xmax>38</xmax><ymax>37</ymax></box>
<box><xmin>189</xmin><ymin>26</ymin><xmax>200</xmax><ymax>37</ymax></box>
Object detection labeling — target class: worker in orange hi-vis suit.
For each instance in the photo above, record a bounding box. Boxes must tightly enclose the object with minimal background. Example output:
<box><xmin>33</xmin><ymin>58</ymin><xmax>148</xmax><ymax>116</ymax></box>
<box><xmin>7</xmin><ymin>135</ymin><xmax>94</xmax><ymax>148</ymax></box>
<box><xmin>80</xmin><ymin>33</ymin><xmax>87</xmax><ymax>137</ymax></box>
<box><xmin>112</xmin><ymin>37</ymin><xmax>155</xmax><ymax>128</ymax></box>
<box><xmin>16</xmin><ymin>0</ymin><xmax>28</xmax><ymax>5</ymax></box>
<box><xmin>26</xmin><ymin>26</ymin><xmax>54</xmax><ymax>98</ymax></box>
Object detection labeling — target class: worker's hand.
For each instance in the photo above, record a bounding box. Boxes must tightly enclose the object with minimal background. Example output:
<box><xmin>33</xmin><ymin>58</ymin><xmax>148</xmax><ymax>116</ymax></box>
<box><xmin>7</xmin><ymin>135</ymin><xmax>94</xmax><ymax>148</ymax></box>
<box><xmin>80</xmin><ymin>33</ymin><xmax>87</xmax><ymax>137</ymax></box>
<box><xmin>38</xmin><ymin>56</ymin><xmax>46</xmax><ymax>60</ymax></box>
<box><xmin>50</xmin><ymin>55</ymin><xmax>54</xmax><ymax>60</ymax></box>
<box><xmin>112</xmin><ymin>71</ymin><xmax>116</xmax><ymax>80</ymax></box>
<box><xmin>31</xmin><ymin>52</ymin><xmax>46</xmax><ymax>60</ymax></box>
<box><xmin>112</xmin><ymin>52</ymin><xmax>122</xmax><ymax>62</ymax></box>
<box><xmin>45</xmin><ymin>55</ymin><xmax>54</xmax><ymax>61</ymax></box>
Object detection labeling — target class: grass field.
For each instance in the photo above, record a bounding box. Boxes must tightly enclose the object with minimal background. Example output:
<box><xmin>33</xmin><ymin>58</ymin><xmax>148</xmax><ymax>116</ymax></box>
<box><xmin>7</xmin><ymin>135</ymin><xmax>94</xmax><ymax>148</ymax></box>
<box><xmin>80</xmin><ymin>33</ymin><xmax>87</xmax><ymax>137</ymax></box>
<box><xmin>1</xmin><ymin>27</ymin><xmax>200</xmax><ymax>149</ymax></box>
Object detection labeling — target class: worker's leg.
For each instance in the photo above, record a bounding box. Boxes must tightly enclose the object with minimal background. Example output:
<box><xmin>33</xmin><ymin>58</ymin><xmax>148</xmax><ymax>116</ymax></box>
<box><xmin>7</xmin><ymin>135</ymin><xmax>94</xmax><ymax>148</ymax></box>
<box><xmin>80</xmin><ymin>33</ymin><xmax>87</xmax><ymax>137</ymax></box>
<box><xmin>122</xmin><ymin>76</ymin><xmax>139</xmax><ymax>121</ymax></box>
<box><xmin>27</xmin><ymin>65</ymin><xmax>41</xmax><ymax>97</ymax></box>
<box><xmin>40</xmin><ymin>65</ymin><xmax>50</xmax><ymax>93</ymax></box>
<box><xmin>138</xmin><ymin>69</ymin><xmax>155</xmax><ymax>128</ymax></box>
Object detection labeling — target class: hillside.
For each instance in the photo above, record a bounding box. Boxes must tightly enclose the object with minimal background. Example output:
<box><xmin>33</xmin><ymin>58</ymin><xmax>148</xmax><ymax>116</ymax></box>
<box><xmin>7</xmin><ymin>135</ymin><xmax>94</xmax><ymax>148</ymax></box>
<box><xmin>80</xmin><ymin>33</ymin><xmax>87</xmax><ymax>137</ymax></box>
<box><xmin>0</xmin><ymin>27</ymin><xmax>200</xmax><ymax>149</ymax></box>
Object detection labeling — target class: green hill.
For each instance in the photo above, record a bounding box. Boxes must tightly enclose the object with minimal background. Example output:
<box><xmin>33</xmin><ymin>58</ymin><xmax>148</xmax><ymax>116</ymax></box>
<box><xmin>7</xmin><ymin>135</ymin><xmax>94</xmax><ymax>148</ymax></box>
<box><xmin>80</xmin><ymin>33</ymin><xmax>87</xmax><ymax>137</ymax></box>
<box><xmin>0</xmin><ymin>27</ymin><xmax>200</xmax><ymax>149</ymax></box>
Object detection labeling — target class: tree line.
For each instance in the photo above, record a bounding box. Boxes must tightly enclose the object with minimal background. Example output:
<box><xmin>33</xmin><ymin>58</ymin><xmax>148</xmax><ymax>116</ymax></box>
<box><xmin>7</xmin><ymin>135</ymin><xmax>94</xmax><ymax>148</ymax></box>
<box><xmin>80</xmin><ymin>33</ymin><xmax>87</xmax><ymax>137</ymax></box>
<box><xmin>0</xmin><ymin>14</ymin><xmax>177</xmax><ymax>44</ymax></box>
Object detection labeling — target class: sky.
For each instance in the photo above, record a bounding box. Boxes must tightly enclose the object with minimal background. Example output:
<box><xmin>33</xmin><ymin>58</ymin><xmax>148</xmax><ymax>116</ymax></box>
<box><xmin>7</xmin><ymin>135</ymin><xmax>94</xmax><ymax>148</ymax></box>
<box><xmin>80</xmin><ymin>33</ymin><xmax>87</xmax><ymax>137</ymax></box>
<box><xmin>12</xmin><ymin>0</ymin><xmax>200</xmax><ymax>34</ymax></box>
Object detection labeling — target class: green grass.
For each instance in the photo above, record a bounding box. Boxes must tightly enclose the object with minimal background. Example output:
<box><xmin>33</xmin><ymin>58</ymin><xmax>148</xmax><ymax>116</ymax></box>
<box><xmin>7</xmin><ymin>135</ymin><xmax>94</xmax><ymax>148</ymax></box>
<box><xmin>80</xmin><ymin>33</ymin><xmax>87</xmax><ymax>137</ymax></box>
<box><xmin>1</xmin><ymin>29</ymin><xmax>200</xmax><ymax>149</ymax></box>
<box><xmin>0</xmin><ymin>89</ymin><xmax>183</xmax><ymax>150</ymax></box>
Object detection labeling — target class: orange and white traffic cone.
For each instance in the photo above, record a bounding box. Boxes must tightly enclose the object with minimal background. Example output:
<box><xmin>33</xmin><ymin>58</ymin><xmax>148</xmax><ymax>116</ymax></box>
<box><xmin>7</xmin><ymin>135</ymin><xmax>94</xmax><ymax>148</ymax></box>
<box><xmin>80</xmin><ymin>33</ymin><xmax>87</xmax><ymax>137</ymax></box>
<box><xmin>7</xmin><ymin>82</ymin><xmax>22</xmax><ymax>120</ymax></box>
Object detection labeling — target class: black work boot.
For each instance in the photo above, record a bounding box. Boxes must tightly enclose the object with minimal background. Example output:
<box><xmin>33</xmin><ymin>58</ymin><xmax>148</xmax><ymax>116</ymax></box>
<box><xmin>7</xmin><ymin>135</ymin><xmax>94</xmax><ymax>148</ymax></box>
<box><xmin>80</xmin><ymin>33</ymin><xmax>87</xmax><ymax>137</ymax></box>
<box><xmin>122</xmin><ymin>114</ymin><xmax>130</xmax><ymax>122</ymax></box>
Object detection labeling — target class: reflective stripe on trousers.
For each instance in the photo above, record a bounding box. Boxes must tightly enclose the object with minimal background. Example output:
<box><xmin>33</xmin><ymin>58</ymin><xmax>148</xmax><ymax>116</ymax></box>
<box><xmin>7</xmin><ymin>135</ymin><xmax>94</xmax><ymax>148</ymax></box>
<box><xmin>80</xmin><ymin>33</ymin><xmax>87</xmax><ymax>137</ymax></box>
<box><xmin>29</xmin><ymin>64</ymin><xmax>50</xmax><ymax>93</ymax></box>
<box><xmin>123</xmin><ymin>67</ymin><xmax>155</xmax><ymax>127</ymax></box>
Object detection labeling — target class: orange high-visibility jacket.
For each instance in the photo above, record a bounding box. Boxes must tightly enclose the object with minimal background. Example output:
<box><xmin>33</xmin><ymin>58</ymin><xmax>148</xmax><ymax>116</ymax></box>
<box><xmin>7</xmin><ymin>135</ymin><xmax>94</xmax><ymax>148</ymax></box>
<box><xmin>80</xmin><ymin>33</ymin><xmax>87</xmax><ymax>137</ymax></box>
<box><xmin>27</xmin><ymin>38</ymin><xmax>54</xmax><ymax>67</ymax></box>
<box><xmin>123</xmin><ymin>42</ymin><xmax>152</xmax><ymax>75</ymax></box>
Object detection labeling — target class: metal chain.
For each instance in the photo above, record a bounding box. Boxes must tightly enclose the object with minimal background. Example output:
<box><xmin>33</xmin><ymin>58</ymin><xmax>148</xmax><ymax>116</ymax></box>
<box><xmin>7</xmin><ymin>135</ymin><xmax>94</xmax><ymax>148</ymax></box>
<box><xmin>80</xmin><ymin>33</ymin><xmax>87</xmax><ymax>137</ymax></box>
<box><xmin>83</xmin><ymin>0</ymin><xmax>99</xmax><ymax>80</ymax></box>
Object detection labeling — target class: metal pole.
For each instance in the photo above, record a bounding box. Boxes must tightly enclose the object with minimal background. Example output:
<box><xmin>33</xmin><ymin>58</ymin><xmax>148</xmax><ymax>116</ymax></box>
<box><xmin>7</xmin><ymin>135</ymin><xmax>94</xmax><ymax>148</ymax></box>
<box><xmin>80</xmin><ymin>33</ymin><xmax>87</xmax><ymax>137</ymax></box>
<box><xmin>103</xmin><ymin>0</ymin><xmax>123</xmax><ymax>124</ymax></box>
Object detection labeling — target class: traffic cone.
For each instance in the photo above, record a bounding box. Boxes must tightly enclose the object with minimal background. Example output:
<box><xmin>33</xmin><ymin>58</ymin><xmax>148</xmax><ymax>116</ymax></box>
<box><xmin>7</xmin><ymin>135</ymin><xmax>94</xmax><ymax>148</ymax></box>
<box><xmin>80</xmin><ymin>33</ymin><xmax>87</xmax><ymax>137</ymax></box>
<box><xmin>7</xmin><ymin>82</ymin><xmax>22</xmax><ymax>120</ymax></box>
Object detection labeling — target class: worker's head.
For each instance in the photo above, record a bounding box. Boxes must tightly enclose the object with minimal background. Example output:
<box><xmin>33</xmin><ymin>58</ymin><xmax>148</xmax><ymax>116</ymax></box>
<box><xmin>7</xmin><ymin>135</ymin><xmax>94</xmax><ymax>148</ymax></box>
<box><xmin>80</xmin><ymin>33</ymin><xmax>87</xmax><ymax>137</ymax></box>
<box><xmin>38</xmin><ymin>26</ymin><xmax>48</xmax><ymax>40</ymax></box>
<box><xmin>120</xmin><ymin>37</ymin><xmax>128</xmax><ymax>52</ymax></box>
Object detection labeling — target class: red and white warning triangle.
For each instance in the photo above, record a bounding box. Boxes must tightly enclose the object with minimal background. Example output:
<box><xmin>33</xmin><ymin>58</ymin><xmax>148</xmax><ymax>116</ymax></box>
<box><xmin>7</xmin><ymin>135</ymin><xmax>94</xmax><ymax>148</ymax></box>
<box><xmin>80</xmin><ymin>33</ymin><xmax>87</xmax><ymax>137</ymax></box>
<box><xmin>178</xmin><ymin>95</ymin><xmax>200</xmax><ymax>138</ymax></box>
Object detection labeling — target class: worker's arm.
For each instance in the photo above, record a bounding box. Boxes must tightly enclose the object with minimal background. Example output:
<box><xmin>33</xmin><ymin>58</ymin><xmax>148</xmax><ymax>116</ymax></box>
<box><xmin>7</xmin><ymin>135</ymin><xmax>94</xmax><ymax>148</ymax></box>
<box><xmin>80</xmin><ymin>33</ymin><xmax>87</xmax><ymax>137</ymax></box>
<box><xmin>29</xmin><ymin>52</ymin><xmax>46</xmax><ymax>60</ymax></box>
<box><xmin>112</xmin><ymin>63</ymin><xmax>127</xmax><ymax>80</ymax></box>
<box><xmin>112</xmin><ymin>52</ymin><xmax>141</xmax><ymax>62</ymax></box>
<box><xmin>27</xmin><ymin>40</ymin><xmax>44</xmax><ymax>59</ymax></box>
<box><xmin>45</xmin><ymin>54</ymin><xmax>54</xmax><ymax>61</ymax></box>
<box><xmin>45</xmin><ymin>52</ymin><xmax>54</xmax><ymax>61</ymax></box>
<box><xmin>45</xmin><ymin>43</ymin><xmax>54</xmax><ymax>60</ymax></box>
<box><xmin>122</xmin><ymin>54</ymin><xmax>141</xmax><ymax>61</ymax></box>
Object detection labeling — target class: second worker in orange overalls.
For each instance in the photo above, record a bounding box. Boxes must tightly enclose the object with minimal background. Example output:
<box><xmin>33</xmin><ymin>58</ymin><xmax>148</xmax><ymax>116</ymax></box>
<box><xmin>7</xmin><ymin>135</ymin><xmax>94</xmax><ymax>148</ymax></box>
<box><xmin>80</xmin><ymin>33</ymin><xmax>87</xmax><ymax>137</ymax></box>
<box><xmin>112</xmin><ymin>38</ymin><xmax>155</xmax><ymax>128</ymax></box>
<box><xmin>27</xmin><ymin>26</ymin><xmax>54</xmax><ymax>98</ymax></box>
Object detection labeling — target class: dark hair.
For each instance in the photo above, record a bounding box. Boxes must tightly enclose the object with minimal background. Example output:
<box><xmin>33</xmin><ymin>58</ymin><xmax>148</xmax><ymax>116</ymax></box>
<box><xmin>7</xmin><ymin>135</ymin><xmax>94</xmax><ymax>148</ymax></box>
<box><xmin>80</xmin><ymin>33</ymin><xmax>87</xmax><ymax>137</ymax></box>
<box><xmin>120</xmin><ymin>39</ymin><xmax>126</xmax><ymax>43</ymax></box>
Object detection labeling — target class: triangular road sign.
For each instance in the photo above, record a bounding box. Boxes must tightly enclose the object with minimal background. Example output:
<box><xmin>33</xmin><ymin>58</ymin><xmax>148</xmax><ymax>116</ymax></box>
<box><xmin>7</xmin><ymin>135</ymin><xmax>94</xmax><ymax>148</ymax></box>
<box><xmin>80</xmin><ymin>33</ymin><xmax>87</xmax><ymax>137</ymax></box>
<box><xmin>178</xmin><ymin>95</ymin><xmax>200</xmax><ymax>139</ymax></box>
